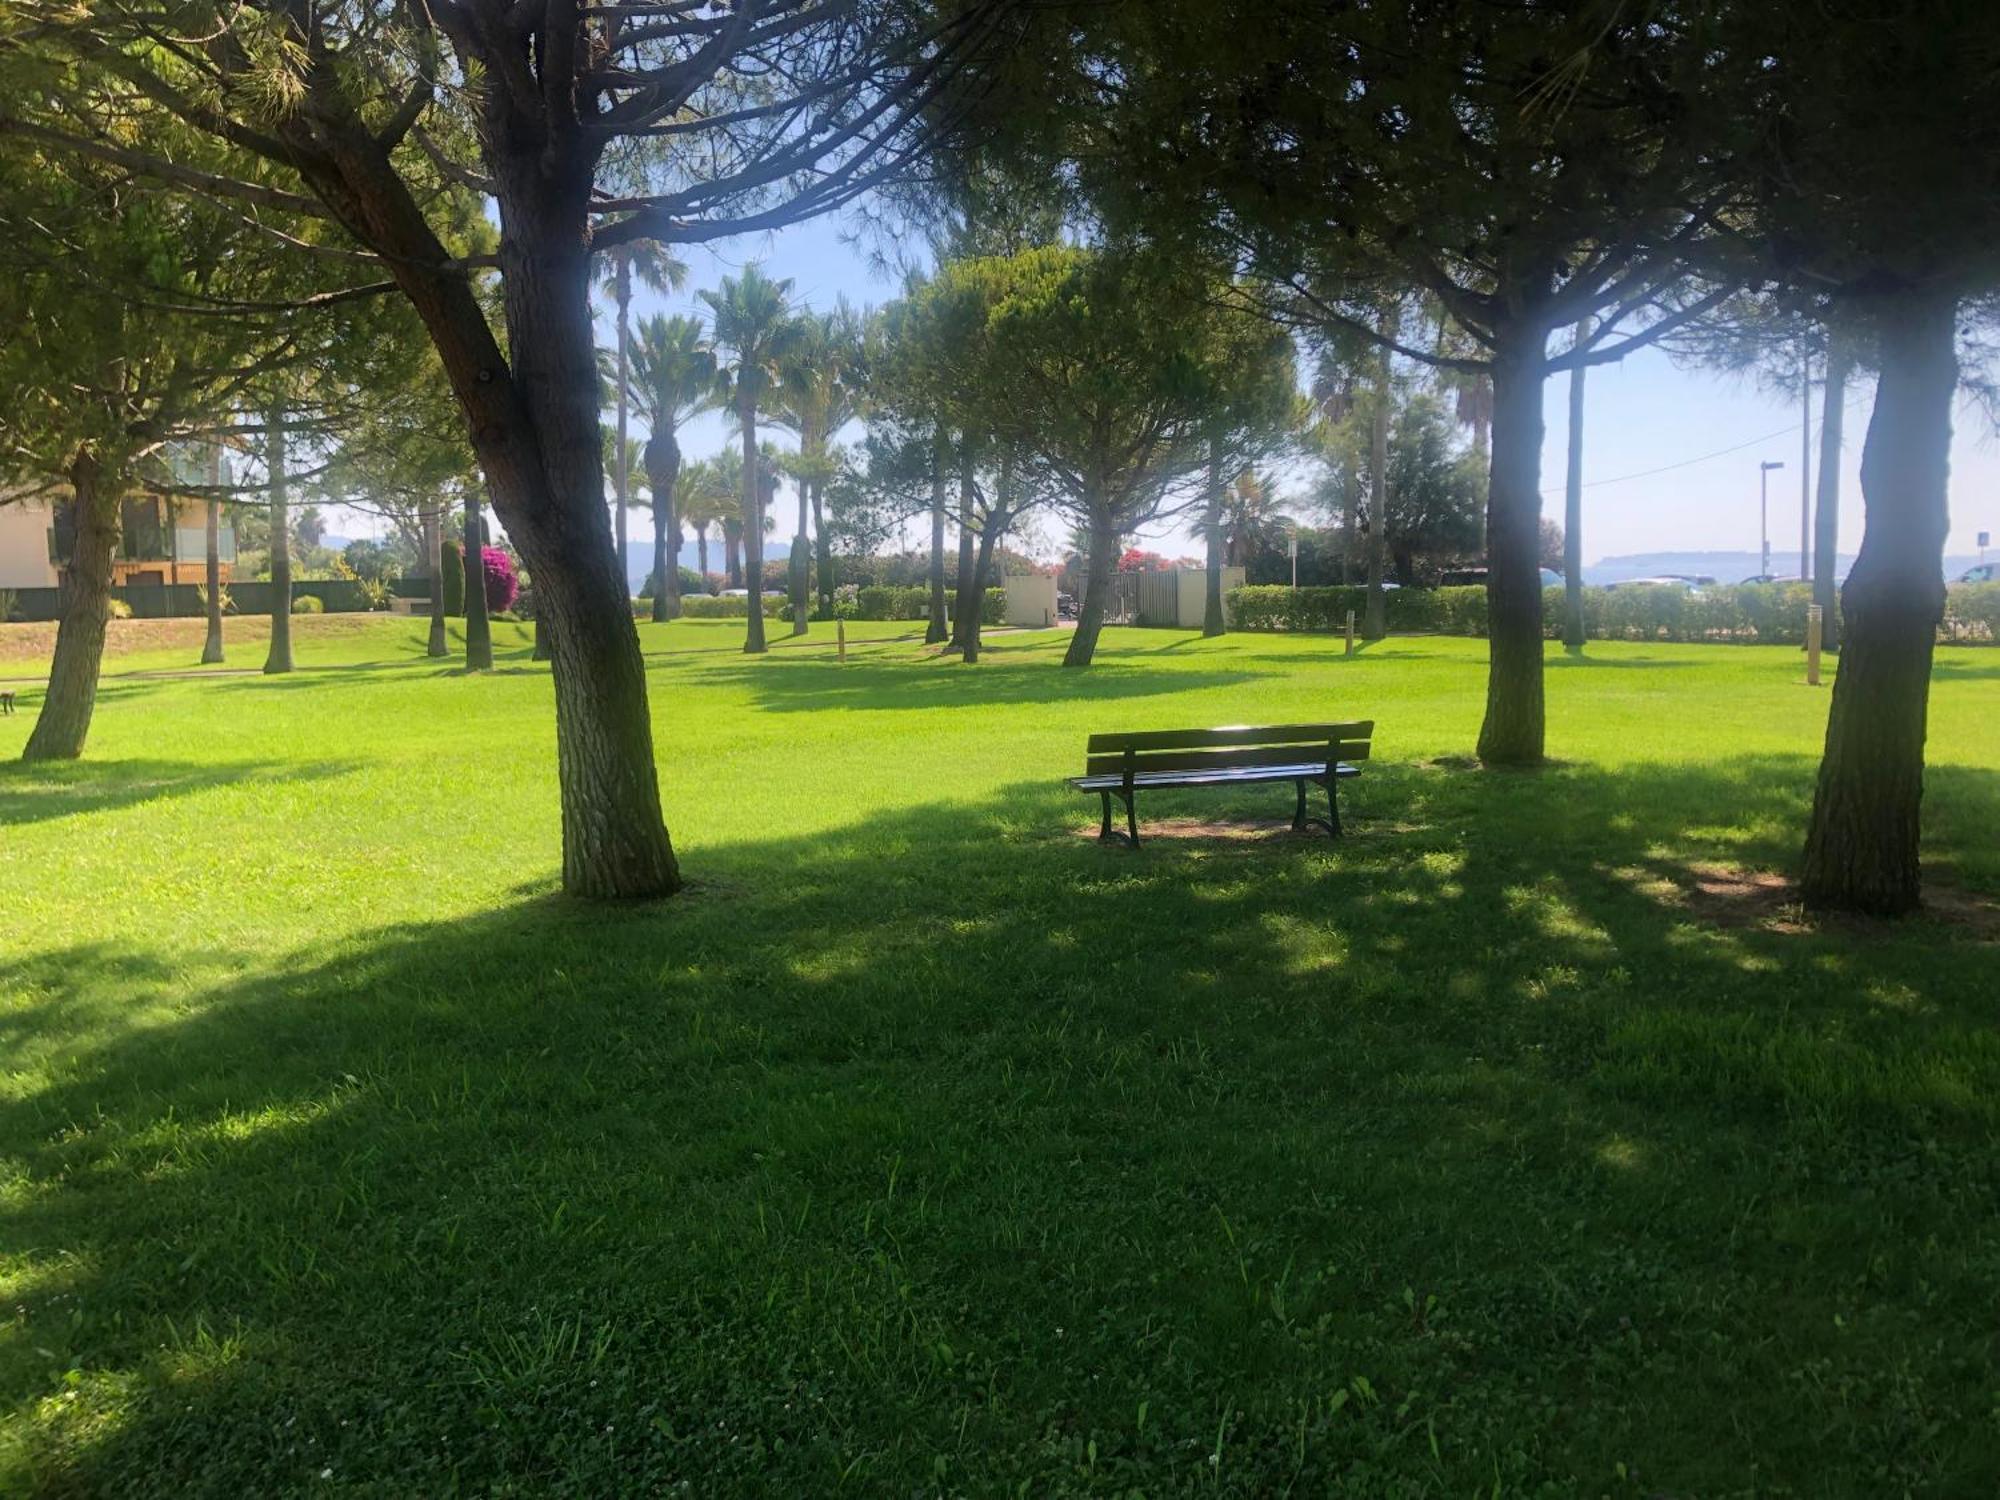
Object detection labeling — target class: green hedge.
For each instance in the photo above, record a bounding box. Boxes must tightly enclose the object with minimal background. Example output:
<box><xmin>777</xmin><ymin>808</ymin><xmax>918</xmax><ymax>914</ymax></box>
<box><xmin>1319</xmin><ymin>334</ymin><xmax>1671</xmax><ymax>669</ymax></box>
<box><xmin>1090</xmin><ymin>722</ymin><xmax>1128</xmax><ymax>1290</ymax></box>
<box><xmin>678</xmin><ymin>593</ymin><xmax>789</xmax><ymax>619</ymax></box>
<box><xmin>850</xmin><ymin>585</ymin><xmax>1005</xmax><ymax>623</ymax></box>
<box><xmin>1225</xmin><ymin>581</ymin><xmax>2000</xmax><ymax>644</ymax></box>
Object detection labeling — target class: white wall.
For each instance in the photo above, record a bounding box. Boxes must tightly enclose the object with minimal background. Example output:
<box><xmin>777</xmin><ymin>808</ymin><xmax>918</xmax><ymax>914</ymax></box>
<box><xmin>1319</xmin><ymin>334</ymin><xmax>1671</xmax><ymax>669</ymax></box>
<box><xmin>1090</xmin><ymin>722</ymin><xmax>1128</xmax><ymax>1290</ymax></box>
<box><xmin>0</xmin><ymin>500</ymin><xmax>57</xmax><ymax>589</ymax></box>
<box><xmin>1003</xmin><ymin>573</ymin><xmax>1058</xmax><ymax>628</ymax></box>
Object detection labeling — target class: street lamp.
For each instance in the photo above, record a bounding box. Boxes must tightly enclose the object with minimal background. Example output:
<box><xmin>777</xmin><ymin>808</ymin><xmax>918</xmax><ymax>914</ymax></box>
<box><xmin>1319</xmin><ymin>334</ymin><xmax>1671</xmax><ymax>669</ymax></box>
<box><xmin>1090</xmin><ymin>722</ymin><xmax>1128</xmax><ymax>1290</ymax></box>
<box><xmin>1759</xmin><ymin>460</ymin><xmax>1785</xmax><ymax>578</ymax></box>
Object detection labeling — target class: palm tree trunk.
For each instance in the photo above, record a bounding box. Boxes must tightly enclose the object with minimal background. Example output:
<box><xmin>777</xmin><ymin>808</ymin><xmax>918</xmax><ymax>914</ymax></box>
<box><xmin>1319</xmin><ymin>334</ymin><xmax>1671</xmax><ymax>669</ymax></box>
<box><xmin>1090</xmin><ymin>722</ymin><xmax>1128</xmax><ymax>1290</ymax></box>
<box><xmin>1562</xmin><ymin>320</ymin><xmax>1588</xmax><ymax>650</ymax></box>
<box><xmin>1203</xmin><ymin>438</ymin><xmax>1227</xmax><ymax>637</ymax></box>
<box><xmin>1800</xmin><ymin>289</ymin><xmax>1956</xmax><ymax>915</ymax></box>
<box><xmin>648</xmin><ymin>433</ymin><xmax>682</xmax><ymax>624</ymax></box>
<box><xmin>263</xmin><ymin>407</ymin><xmax>294</xmax><ymax>674</ymax></box>
<box><xmin>741</xmin><ymin>402</ymin><xmax>767</xmax><ymax>655</ymax></box>
<box><xmin>724</xmin><ymin>518</ymin><xmax>743</xmax><ymax>588</ymax></box>
<box><xmin>463</xmin><ymin>491</ymin><xmax>493</xmax><ymax>671</ymax></box>
<box><xmin>813</xmin><ymin>479</ymin><xmax>834</xmax><ymax>618</ymax></box>
<box><xmin>950</xmin><ymin>437</ymin><xmax>977</xmax><ymax>651</ymax></box>
<box><xmin>200</xmin><ymin>452</ymin><xmax>225</xmax><ymax>664</ymax></box>
<box><xmin>425</xmin><ymin>505</ymin><xmax>448</xmax><ymax>657</ymax></box>
<box><xmin>1476</xmin><ymin>324</ymin><xmax>1550</xmax><ymax>768</ymax></box>
<box><xmin>697</xmin><ymin>525</ymin><xmax>710</xmax><ymax>589</ymax></box>
<box><xmin>1064</xmin><ymin>498</ymin><xmax>1117</xmax><ymax>668</ymax></box>
<box><xmin>791</xmin><ymin>440</ymin><xmax>811</xmax><ymax>636</ymax></box>
<box><xmin>926</xmin><ymin>428</ymin><xmax>950</xmax><ymax>644</ymax></box>
<box><xmin>1340</xmin><ymin>461</ymin><xmax>1359</xmax><ymax>585</ymax></box>
<box><xmin>1814</xmin><ymin>338</ymin><xmax>1850</xmax><ymax>650</ymax></box>
<box><xmin>23</xmin><ymin>454</ymin><xmax>115</xmax><ymax>761</ymax></box>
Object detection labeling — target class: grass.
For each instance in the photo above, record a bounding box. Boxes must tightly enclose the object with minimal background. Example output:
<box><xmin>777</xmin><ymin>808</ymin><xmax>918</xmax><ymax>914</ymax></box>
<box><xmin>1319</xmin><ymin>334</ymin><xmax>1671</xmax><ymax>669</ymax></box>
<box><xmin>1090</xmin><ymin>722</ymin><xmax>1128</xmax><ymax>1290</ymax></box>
<box><xmin>0</xmin><ymin>615</ymin><xmax>1996</xmax><ymax>1496</ymax></box>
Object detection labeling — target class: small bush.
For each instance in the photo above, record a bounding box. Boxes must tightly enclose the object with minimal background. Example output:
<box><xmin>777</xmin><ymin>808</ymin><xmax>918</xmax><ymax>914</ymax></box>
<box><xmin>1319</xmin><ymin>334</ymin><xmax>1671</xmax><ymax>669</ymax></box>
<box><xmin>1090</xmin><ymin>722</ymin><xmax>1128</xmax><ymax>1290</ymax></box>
<box><xmin>290</xmin><ymin>594</ymin><xmax>324</xmax><ymax>615</ymax></box>
<box><xmin>678</xmin><ymin>593</ymin><xmax>788</xmax><ymax>619</ymax></box>
<box><xmin>195</xmin><ymin>584</ymin><xmax>237</xmax><ymax>616</ymax></box>
<box><xmin>106</xmin><ymin>597</ymin><xmax>134</xmax><ymax>620</ymax></box>
<box><xmin>1945</xmin><ymin>583</ymin><xmax>2000</xmax><ymax>642</ymax></box>
<box><xmin>481</xmin><ymin>548</ymin><xmax>519</xmax><ymax>613</ymax></box>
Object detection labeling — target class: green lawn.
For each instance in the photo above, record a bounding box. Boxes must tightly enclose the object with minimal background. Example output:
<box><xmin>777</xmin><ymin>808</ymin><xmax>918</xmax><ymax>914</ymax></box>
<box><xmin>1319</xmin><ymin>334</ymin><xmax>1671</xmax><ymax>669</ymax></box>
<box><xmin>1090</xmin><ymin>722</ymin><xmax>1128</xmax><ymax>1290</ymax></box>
<box><xmin>1</xmin><ymin>618</ymin><xmax>1996</xmax><ymax>1496</ymax></box>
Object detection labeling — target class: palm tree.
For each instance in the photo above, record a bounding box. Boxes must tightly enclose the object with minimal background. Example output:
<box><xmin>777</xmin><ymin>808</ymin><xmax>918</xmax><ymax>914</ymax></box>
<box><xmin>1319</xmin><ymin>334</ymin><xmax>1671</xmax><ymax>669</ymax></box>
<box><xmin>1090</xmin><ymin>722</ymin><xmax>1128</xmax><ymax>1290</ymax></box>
<box><xmin>771</xmin><ymin>302</ymin><xmax>864</xmax><ymax>634</ymax></box>
<box><xmin>701</xmin><ymin>265</ymin><xmax>801</xmax><ymax>655</ymax></box>
<box><xmin>678</xmin><ymin>458</ymin><xmax>733</xmax><ymax>592</ymax></box>
<box><xmin>598</xmin><ymin>243</ymin><xmax>687</xmax><ymax>593</ymax></box>
<box><xmin>624</xmin><ymin>313</ymin><xmax>715</xmax><ymax>622</ymax></box>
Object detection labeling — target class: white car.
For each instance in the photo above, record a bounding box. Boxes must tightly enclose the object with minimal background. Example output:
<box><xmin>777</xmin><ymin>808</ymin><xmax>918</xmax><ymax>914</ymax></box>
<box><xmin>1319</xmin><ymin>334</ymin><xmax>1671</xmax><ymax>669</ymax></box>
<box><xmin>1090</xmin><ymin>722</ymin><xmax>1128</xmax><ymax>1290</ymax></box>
<box><xmin>1956</xmin><ymin>563</ymin><xmax>1998</xmax><ymax>585</ymax></box>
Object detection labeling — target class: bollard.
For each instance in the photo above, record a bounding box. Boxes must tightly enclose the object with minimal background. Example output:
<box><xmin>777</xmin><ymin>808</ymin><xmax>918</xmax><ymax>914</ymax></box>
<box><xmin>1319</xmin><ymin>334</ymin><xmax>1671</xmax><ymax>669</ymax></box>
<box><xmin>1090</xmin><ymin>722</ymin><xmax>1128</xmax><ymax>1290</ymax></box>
<box><xmin>837</xmin><ymin>617</ymin><xmax>847</xmax><ymax>663</ymax></box>
<box><xmin>1344</xmin><ymin>609</ymin><xmax>1356</xmax><ymax>657</ymax></box>
<box><xmin>1806</xmin><ymin>603</ymin><xmax>1822</xmax><ymax>686</ymax></box>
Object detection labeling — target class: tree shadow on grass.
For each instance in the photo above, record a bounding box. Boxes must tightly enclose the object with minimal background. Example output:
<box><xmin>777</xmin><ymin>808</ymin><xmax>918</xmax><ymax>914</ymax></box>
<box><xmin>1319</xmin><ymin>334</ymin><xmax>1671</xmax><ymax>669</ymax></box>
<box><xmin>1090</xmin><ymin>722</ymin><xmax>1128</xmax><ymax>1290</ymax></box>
<box><xmin>693</xmin><ymin>654</ymin><xmax>1264</xmax><ymax>712</ymax></box>
<box><xmin>0</xmin><ymin>757</ymin><xmax>356</xmax><ymax>827</ymax></box>
<box><xmin>2</xmin><ymin>757</ymin><xmax>1998</xmax><ymax>1495</ymax></box>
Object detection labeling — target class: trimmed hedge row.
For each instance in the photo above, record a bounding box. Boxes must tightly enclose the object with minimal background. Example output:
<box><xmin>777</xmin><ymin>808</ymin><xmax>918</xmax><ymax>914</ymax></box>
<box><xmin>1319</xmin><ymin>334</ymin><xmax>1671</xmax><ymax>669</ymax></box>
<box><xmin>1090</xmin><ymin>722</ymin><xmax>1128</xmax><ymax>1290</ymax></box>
<box><xmin>677</xmin><ymin>593</ymin><xmax>789</xmax><ymax>619</ymax></box>
<box><xmin>1226</xmin><ymin>582</ymin><xmax>2000</xmax><ymax>644</ymax></box>
<box><xmin>850</xmin><ymin>585</ymin><xmax>1005</xmax><ymax>624</ymax></box>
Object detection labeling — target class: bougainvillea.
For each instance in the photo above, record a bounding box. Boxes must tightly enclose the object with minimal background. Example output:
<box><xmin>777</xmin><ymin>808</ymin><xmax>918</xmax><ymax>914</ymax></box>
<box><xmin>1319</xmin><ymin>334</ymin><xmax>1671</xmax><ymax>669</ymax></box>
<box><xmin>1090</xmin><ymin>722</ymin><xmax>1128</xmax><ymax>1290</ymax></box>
<box><xmin>481</xmin><ymin>547</ymin><xmax>519</xmax><ymax>613</ymax></box>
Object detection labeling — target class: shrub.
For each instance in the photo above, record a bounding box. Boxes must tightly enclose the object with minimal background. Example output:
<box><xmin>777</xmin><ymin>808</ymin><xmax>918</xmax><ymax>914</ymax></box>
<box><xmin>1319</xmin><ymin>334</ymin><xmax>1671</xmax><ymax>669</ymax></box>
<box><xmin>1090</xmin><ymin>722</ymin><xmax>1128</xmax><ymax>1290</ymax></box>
<box><xmin>439</xmin><ymin>539</ymin><xmax>465</xmax><ymax>616</ymax></box>
<box><xmin>0</xmin><ymin>588</ymin><xmax>20</xmax><ymax>623</ymax></box>
<box><xmin>479</xmin><ymin>547</ymin><xmax>518</xmax><ymax>613</ymax></box>
<box><xmin>106</xmin><ymin>597</ymin><xmax>134</xmax><ymax>620</ymax></box>
<box><xmin>194</xmin><ymin>584</ymin><xmax>237</xmax><ymax>616</ymax></box>
<box><xmin>290</xmin><ymin>594</ymin><xmax>324</xmax><ymax>615</ymax></box>
<box><xmin>678</xmin><ymin>593</ymin><xmax>788</xmax><ymax>618</ymax></box>
<box><xmin>1945</xmin><ymin>583</ymin><xmax>2000</xmax><ymax>642</ymax></box>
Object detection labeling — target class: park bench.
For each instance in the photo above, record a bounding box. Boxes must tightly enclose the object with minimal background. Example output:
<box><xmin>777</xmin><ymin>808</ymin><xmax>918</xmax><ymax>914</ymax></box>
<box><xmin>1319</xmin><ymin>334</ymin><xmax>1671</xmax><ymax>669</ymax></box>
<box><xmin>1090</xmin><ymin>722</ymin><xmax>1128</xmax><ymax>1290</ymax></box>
<box><xmin>0</xmin><ymin>690</ymin><xmax>13</xmax><ymax>716</ymax></box>
<box><xmin>1070</xmin><ymin>721</ymin><xmax>1372</xmax><ymax>847</ymax></box>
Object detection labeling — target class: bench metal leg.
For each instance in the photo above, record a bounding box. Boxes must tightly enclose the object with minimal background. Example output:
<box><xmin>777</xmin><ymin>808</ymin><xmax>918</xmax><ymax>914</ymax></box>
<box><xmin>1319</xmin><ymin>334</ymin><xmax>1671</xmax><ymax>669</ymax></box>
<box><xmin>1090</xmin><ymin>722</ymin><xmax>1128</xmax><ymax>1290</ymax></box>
<box><xmin>1327</xmin><ymin>777</ymin><xmax>1343</xmax><ymax>837</ymax></box>
<box><xmin>1096</xmin><ymin>788</ymin><xmax>1139</xmax><ymax>847</ymax></box>
<box><xmin>1292</xmin><ymin>779</ymin><xmax>1308</xmax><ymax>831</ymax></box>
<box><xmin>1290</xmin><ymin>777</ymin><xmax>1339</xmax><ymax>838</ymax></box>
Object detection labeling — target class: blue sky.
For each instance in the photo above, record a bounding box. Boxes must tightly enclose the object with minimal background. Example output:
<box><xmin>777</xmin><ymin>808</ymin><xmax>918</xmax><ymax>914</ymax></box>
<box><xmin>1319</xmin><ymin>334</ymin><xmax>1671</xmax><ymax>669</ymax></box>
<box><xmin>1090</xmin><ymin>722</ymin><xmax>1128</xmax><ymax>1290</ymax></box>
<box><xmin>392</xmin><ymin>211</ymin><xmax>1983</xmax><ymax>575</ymax></box>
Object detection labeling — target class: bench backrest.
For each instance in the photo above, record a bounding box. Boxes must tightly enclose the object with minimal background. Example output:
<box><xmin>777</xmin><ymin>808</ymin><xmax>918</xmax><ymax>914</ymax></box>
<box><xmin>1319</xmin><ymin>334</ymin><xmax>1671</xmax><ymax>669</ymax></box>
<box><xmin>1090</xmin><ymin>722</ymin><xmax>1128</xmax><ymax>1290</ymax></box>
<box><xmin>1084</xmin><ymin>721</ymin><xmax>1373</xmax><ymax>778</ymax></box>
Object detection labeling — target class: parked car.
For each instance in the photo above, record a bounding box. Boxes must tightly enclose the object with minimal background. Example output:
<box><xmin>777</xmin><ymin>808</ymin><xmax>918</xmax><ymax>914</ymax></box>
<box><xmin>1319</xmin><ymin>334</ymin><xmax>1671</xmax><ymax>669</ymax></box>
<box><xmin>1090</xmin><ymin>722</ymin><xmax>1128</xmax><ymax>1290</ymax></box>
<box><xmin>1738</xmin><ymin>573</ymin><xmax>1799</xmax><ymax>586</ymax></box>
<box><xmin>1056</xmin><ymin>592</ymin><xmax>1077</xmax><ymax>619</ymax></box>
<box><xmin>1608</xmin><ymin>574</ymin><xmax>1716</xmax><ymax>592</ymax></box>
<box><xmin>1955</xmin><ymin>563</ymin><xmax>1998</xmax><ymax>585</ymax></box>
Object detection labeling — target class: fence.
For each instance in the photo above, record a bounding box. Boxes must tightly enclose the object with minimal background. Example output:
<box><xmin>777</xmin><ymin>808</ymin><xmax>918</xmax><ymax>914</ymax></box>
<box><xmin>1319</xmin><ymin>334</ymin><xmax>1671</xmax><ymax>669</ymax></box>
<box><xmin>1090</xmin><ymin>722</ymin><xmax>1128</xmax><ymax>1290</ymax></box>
<box><xmin>2</xmin><ymin>578</ymin><xmax>414</xmax><ymax>623</ymax></box>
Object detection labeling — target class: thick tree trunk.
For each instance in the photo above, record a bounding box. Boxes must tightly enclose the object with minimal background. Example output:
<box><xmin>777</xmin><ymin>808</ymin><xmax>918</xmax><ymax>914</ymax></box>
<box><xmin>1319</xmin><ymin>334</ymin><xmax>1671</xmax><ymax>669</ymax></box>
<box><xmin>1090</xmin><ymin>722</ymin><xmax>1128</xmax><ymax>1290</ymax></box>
<box><xmin>463</xmin><ymin>491</ymin><xmax>493</xmax><ymax>670</ymax></box>
<box><xmin>1799</xmin><ymin>350</ymin><xmax>1813</xmax><ymax>581</ymax></box>
<box><xmin>1340</xmin><ymin>462</ymin><xmax>1359</xmax><ymax>585</ymax></box>
<box><xmin>1800</xmin><ymin>290</ymin><xmax>1956</xmax><ymax>915</ymax></box>
<box><xmin>200</xmin><ymin>487</ymin><xmax>225</xmax><ymax>665</ymax></box>
<box><xmin>281</xmin><ymin>109</ymin><xmax>676</xmax><ymax>896</ymax></box>
<box><xmin>1562</xmin><ymin>321</ymin><xmax>1588</xmax><ymax>650</ymax></box>
<box><xmin>1814</xmin><ymin>340</ymin><xmax>1849</xmax><ymax>651</ymax></box>
<box><xmin>23</xmin><ymin>456</ymin><xmax>114</xmax><ymax>761</ymax></box>
<box><xmin>646</xmin><ymin>431</ymin><xmax>682</xmax><ymax>623</ymax></box>
<box><xmin>1363</xmin><ymin>335</ymin><xmax>1391</xmax><ymax>640</ymax></box>
<box><xmin>264</xmin><ymin>408</ymin><xmax>294</xmax><ymax>675</ymax></box>
<box><xmin>926</xmin><ymin>430</ymin><xmax>950</xmax><ymax>644</ymax></box>
<box><xmin>740</xmin><ymin>403</ymin><xmax>767</xmax><ymax>654</ymax></box>
<box><xmin>1203</xmin><ymin>438</ymin><xmax>1226</xmax><ymax>637</ymax></box>
<box><xmin>813</xmin><ymin>480</ymin><xmax>834</xmax><ymax>618</ymax></box>
<box><xmin>534</xmin><ymin>613</ymin><xmax>551</xmax><ymax>661</ymax></box>
<box><xmin>724</xmin><ymin>518</ymin><xmax>743</xmax><ymax>588</ymax></box>
<box><xmin>1476</xmin><ymin>328</ymin><xmax>1550</xmax><ymax>767</ymax></box>
<box><xmin>950</xmin><ymin>439</ymin><xmax>978</xmax><ymax>651</ymax></box>
<box><xmin>1064</xmin><ymin>502</ymin><xmax>1118</xmax><ymax>668</ymax></box>
<box><xmin>424</xmin><ymin>506</ymin><xmax>448</xmax><ymax>657</ymax></box>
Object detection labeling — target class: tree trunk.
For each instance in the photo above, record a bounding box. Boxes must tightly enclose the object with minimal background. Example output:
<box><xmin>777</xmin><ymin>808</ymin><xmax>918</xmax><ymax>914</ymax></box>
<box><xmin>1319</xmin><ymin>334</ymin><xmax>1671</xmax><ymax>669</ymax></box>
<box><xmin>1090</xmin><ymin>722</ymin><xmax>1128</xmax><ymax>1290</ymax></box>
<box><xmin>740</xmin><ymin>402</ymin><xmax>767</xmax><ymax>654</ymax></box>
<box><xmin>1363</xmin><ymin>327</ymin><xmax>1392</xmax><ymax>640</ymax></box>
<box><xmin>534</xmin><ymin>613</ymin><xmax>551</xmax><ymax>661</ymax></box>
<box><xmin>1476</xmin><ymin>328</ymin><xmax>1550</xmax><ymax>767</ymax></box>
<box><xmin>926</xmin><ymin>429</ymin><xmax>950</xmax><ymax>644</ymax></box>
<box><xmin>23</xmin><ymin>455</ymin><xmax>114</xmax><ymax>761</ymax></box>
<box><xmin>1799</xmin><ymin>347</ymin><xmax>1813</xmax><ymax>581</ymax></box>
<box><xmin>1203</xmin><ymin>437</ymin><xmax>1226</xmax><ymax>637</ymax></box>
<box><xmin>425</xmin><ymin>506</ymin><xmax>448</xmax><ymax>657</ymax></box>
<box><xmin>463</xmin><ymin>490</ymin><xmax>493</xmax><ymax>670</ymax></box>
<box><xmin>264</xmin><ymin>408</ymin><xmax>294</xmax><ymax>674</ymax></box>
<box><xmin>1800</xmin><ymin>290</ymin><xmax>1956</xmax><ymax>915</ymax></box>
<box><xmin>614</xmin><ymin>252</ymin><xmax>632</xmax><ymax>600</ymax></box>
<box><xmin>813</xmin><ymin>479</ymin><xmax>834</xmax><ymax>618</ymax></box>
<box><xmin>963</xmin><ymin>450</ymin><xmax>1010</xmax><ymax>665</ymax></box>
<box><xmin>646</xmin><ymin>431</ymin><xmax>682</xmax><ymax>623</ymax></box>
<box><xmin>1814</xmin><ymin>338</ymin><xmax>1849</xmax><ymax>651</ymax></box>
<box><xmin>724</xmin><ymin>518</ymin><xmax>743</xmax><ymax>588</ymax></box>
<box><xmin>1064</xmin><ymin>503</ymin><xmax>1118</xmax><ymax>668</ymax></box>
<box><xmin>200</xmin><ymin>481</ymin><xmax>225</xmax><ymax>664</ymax></box>
<box><xmin>791</xmin><ymin>434</ymin><xmax>812</xmax><ymax>636</ymax></box>
<box><xmin>1340</xmin><ymin>460</ymin><xmax>1359</xmax><ymax>585</ymax></box>
<box><xmin>697</xmin><ymin>525</ymin><xmax>710</xmax><ymax>590</ymax></box>
<box><xmin>1562</xmin><ymin>321</ymin><xmax>1588</xmax><ymax>650</ymax></box>
<box><xmin>949</xmin><ymin>437</ymin><xmax>978</xmax><ymax>650</ymax></box>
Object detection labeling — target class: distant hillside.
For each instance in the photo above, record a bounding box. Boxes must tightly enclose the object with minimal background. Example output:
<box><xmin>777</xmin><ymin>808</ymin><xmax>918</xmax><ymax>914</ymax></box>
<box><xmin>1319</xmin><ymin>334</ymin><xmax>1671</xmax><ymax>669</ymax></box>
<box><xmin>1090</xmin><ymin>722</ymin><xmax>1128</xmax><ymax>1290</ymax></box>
<box><xmin>1584</xmin><ymin>551</ymin><xmax>1986</xmax><ymax>585</ymax></box>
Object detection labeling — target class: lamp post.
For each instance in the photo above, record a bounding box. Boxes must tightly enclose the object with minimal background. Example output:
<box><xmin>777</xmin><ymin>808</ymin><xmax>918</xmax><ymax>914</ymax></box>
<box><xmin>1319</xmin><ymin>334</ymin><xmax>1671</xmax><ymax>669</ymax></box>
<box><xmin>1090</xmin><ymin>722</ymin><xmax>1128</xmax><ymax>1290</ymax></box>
<box><xmin>1759</xmin><ymin>460</ymin><xmax>1785</xmax><ymax>578</ymax></box>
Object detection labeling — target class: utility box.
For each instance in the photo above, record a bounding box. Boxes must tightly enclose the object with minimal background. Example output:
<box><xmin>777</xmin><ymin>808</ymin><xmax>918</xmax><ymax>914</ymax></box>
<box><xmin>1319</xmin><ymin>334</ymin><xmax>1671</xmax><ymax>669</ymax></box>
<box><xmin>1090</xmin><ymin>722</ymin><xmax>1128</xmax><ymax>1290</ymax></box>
<box><xmin>1003</xmin><ymin>572</ymin><xmax>1058</xmax><ymax>627</ymax></box>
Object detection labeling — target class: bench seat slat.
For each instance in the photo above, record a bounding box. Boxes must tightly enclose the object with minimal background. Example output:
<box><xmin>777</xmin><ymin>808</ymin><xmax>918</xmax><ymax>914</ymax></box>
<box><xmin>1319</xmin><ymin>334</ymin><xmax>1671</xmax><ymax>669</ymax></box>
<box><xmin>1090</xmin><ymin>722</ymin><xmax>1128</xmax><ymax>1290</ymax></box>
<box><xmin>1086</xmin><ymin>742</ymin><xmax>1370</xmax><ymax>777</ymax></box>
<box><xmin>1087</xmin><ymin>721</ymin><xmax>1372</xmax><ymax>754</ymax></box>
<box><xmin>1069</xmin><ymin>762</ymin><xmax>1362</xmax><ymax>792</ymax></box>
